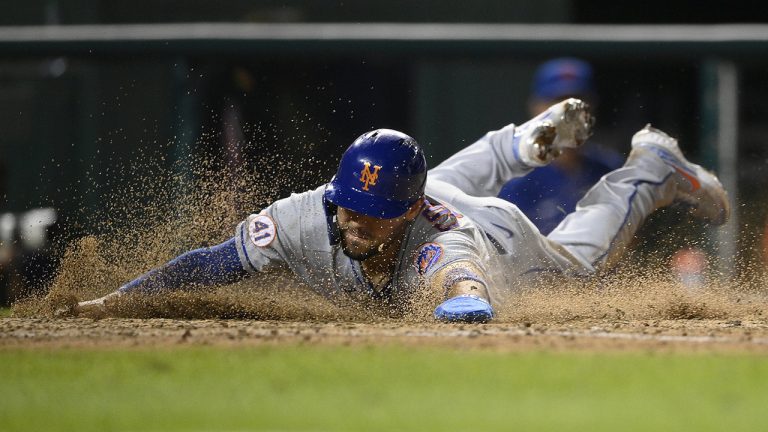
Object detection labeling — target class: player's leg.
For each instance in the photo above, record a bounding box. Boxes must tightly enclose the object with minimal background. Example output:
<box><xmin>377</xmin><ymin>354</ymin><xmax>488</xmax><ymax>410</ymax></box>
<box><xmin>435</xmin><ymin>177</ymin><xmax>588</xmax><ymax>258</ymax></box>
<box><xmin>546</xmin><ymin>125</ymin><xmax>730</xmax><ymax>270</ymax></box>
<box><xmin>427</xmin><ymin>98</ymin><xmax>594</xmax><ymax>198</ymax></box>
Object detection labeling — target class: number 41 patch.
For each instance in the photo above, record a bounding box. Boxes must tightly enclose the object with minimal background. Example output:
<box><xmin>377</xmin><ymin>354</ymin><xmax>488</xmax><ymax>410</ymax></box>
<box><xmin>248</xmin><ymin>214</ymin><xmax>276</xmax><ymax>247</ymax></box>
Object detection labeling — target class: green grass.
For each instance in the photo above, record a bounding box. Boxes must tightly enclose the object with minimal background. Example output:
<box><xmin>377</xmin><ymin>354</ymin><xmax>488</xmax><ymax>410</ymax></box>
<box><xmin>1</xmin><ymin>346</ymin><xmax>766</xmax><ymax>432</ymax></box>
<box><xmin>0</xmin><ymin>307</ymin><xmax>11</xmax><ymax>317</ymax></box>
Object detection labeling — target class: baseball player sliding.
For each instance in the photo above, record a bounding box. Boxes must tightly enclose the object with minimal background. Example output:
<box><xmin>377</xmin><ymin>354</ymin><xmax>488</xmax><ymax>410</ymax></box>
<box><xmin>77</xmin><ymin>99</ymin><xmax>729</xmax><ymax>322</ymax></box>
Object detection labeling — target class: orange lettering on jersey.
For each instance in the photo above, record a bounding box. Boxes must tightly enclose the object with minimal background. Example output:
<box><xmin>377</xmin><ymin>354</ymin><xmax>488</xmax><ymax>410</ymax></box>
<box><xmin>359</xmin><ymin>162</ymin><xmax>382</xmax><ymax>191</ymax></box>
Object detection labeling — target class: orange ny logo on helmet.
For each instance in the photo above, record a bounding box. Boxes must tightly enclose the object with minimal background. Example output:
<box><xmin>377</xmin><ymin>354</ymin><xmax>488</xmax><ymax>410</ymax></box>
<box><xmin>359</xmin><ymin>161</ymin><xmax>382</xmax><ymax>191</ymax></box>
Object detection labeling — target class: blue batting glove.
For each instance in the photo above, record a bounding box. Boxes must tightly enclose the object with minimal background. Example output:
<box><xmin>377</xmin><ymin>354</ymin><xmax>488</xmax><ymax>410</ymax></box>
<box><xmin>434</xmin><ymin>294</ymin><xmax>495</xmax><ymax>323</ymax></box>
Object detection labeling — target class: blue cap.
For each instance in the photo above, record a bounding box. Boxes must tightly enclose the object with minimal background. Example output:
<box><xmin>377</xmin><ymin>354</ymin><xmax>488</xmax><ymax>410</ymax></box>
<box><xmin>325</xmin><ymin>129</ymin><xmax>427</xmax><ymax>219</ymax></box>
<box><xmin>532</xmin><ymin>58</ymin><xmax>594</xmax><ymax>101</ymax></box>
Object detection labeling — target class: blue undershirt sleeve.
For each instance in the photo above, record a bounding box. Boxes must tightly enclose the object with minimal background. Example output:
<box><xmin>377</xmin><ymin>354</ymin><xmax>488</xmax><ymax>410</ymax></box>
<box><xmin>118</xmin><ymin>237</ymin><xmax>249</xmax><ymax>294</ymax></box>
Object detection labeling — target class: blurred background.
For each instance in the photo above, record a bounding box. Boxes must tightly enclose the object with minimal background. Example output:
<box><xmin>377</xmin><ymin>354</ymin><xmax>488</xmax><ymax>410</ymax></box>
<box><xmin>2</xmin><ymin>0</ymin><xmax>768</xmax><ymax>304</ymax></box>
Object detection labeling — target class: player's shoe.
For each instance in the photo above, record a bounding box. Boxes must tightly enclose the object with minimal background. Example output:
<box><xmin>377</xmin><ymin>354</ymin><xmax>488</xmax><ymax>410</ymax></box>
<box><xmin>434</xmin><ymin>294</ymin><xmax>495</xmax><ymax>323</ymax></box>
<box><xmin>515</xmin><ymin>98</ymin><xmax>595</xmax><ymax>167</ymax></box>
<box><xmin>630</xmin><ymin>124</ymin><xmax>730</xmax><ymax>225</ymax></box>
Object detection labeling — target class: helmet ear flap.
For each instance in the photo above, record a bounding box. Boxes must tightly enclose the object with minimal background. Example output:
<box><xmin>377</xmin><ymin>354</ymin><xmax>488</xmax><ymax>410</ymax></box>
<box><xmin>325</xmin><ymin>129</ymin><xmax>427</xmax><ymax>219</ymax></box>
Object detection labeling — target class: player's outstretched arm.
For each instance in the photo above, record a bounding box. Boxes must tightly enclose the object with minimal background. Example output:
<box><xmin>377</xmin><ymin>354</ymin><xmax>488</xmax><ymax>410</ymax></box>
<box><xmin>77</xmin><ymin>237</ymin><xmax>248</xmax><ymax>312</ymax></box>
<box><xmin>118</xmin><ymin>237</ymin><xmax>247</xmax><ymax>294</ymax></box>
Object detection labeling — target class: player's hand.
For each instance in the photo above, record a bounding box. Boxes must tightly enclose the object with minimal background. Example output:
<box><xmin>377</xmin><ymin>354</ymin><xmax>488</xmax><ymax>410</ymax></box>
<box><xmin>76</xmin><ymin>291</ymin><xmax>122</xmax><ymax>317</ymax></box>
<box><xmin>434</xmin><ymin>294</ymin><xmax>495</xmax><ymax>323</ymax></box>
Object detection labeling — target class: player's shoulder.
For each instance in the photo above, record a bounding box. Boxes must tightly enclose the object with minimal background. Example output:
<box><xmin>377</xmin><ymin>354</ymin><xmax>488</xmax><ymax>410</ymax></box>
<box><xmin>259</xmin><ymin>184</ymin><xmax>330</xmax><ymax>234</ymax></box>
<box><xmin>406</xmin><ymin>201</ymin><xmax>487</xmax><ymax>278</ymax></box>
<box><xmin>270</xmin><ymin>185</ymin><xmax>327</xmax><ymax>212</ymax></box>
<box><xmin>417</xmin><ymin>197</ymin><xmax>465</xmax><ymax>232</ymax></box>
<box><xmin>252</xmin><ymin>184</ymin><xmax>334</xmax><ymax>252</ymax></box>
<box><xmin>410</xmin><ymin>197</ymin><xmax>484</xmax><ymax>249</ymax></box>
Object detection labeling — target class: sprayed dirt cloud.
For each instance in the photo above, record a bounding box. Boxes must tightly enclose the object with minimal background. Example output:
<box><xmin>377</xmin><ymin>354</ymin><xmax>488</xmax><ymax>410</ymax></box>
<box><xmin>8</xmin><ymin>127</ymin><xmax>768</xmax><ymax>350</ymax></box>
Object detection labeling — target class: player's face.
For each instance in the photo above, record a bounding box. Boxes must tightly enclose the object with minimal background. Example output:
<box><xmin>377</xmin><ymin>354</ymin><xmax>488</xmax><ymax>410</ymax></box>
<box><xmin>336</xmin><ymin>207</ymin><xmax>414</xmax><ymax>261</ymax></box>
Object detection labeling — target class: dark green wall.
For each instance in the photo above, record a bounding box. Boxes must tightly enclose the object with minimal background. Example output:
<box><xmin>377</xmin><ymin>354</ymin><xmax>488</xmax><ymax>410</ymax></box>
<box><xmin>1</xmin><ymin>0</ymin><xmax>570</xmax><ymax>25</ymax></box>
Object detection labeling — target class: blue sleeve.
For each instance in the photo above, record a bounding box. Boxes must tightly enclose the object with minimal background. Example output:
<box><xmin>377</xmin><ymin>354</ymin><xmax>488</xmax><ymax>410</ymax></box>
<box><xmin>118</xmin><ymin>237</ymin><xmax>249</xmax><ymax>294</ymax></box>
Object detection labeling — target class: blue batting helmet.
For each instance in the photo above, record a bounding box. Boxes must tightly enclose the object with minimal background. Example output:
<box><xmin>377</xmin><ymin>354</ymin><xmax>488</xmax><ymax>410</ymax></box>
<box><xmin>325</xmin><ymin>129</ymin><xmax>427</xmax><ymax>219</ymax></box>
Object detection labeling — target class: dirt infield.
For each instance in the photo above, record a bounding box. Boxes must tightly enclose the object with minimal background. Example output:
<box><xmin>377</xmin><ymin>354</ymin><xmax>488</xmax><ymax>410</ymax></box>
<box><xmin>2</xmin><ymin>316</ymin><xmax>768</xmax><ymax>353</ymax></box>
<box><xmin>6</xmin><ymin>264</ymin><xmax>768</xmax><ymax>353</ymax></box>
<box><xmin>6</xmin><ymin>272</ymin><xmax>768</xmax><ymax>353</ymax></box>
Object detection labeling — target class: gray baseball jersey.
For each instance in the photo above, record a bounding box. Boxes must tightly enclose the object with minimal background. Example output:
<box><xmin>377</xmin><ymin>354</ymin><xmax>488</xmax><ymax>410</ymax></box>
<box><xmin>234</xmin><ymin>185</ymin><xmax>499</xmax><ymax>307</ymax></box>
<box><xmin>235</xmin><ymin>120</ymin><xmax>680</xmax><ymax>307</ymax></box>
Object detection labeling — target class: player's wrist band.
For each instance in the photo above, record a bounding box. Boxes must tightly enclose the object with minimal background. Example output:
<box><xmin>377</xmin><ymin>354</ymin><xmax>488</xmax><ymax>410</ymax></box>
<box><xmin>441</xmin><ymin>267</ymin><xmax>488</xmax><ymax>291</ymax></box>
<box><xmin>448</xmin><ymin>293</ymin><xmax>491</xmax><ymax>304</ymax></box>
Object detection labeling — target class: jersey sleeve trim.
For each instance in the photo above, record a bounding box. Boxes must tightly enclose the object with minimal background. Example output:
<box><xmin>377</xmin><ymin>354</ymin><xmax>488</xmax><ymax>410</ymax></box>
<box><xmin>236</xmin><ymin>221</ymin><xmax>260</xmax><ymax>273</ymax></box>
